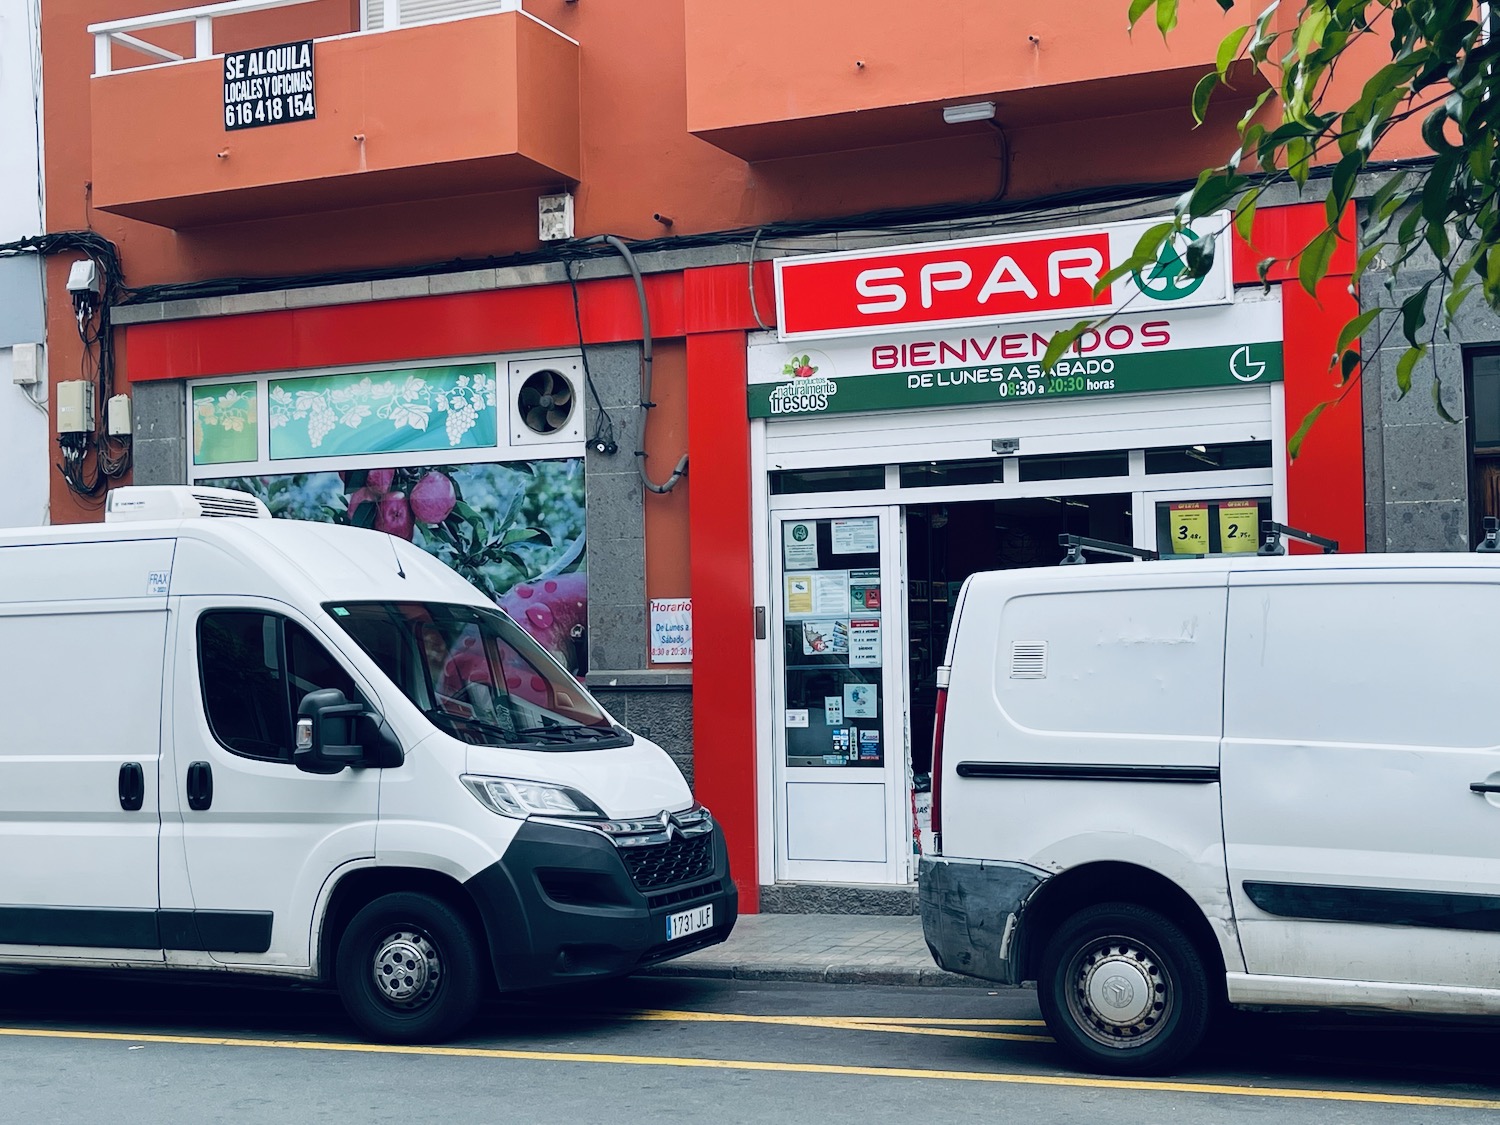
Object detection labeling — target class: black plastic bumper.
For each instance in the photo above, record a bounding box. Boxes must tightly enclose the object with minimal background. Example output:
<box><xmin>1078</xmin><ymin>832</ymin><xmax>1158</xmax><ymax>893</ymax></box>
<box><xmin>918</xmin><ymin>855</ymin><xmax>1047</xmax><ymax>986</ymax></box>
<box><xmin>464</xmin><ymin>818</ymin><xmax>738</xmax><ymax>992</ymax></box>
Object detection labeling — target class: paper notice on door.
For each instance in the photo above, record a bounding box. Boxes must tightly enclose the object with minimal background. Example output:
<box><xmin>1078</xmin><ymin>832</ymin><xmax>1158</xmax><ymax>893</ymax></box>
<box><xmin>1218</xmin><ymin>500</ymin><xmax>1260</xmax><ymax>554</ymax></box>
<box><xmin>849</xmin><ymin>618</ymin><xmax>882</xmax><ymax>666</ymax></box>
<box><xmin>843</xmin><ymin>682</ymin><xmax>877</xmax><ymax>719</ymax></box>
<box><xmin>1169</xmin><ymin>502</ymin><xmax>1210</xmax><ymax>554</ymax></box>
<box><xmin>785</xmin><ymin>709</ymin><xmax>809</xmax><ymax>728</ymax></box>
<box><xmin>802</xmin><ymin>619</ymin><xmax>849</xmax><ymax>655</ymax></box>
<box><xmin>783</xmin><ymin>521</ymin><xmax>819</xmax><ymax>568</ymax></box>
<box><xmin>849</xmin><ymin>568</ymin><xmax>882</xmax><ymax>611</ymax></box>
<box><xmin>824</xmin><ymin>696</ymin><xmax>844</xmax><ymax>725</ymax></box>
<box><xmin>811</xmin><ymin>570</ymin><xmax>851</xmax><ymax>616</ymax></box>
<box><xmin>831</xmin><ymin>517</ymin><xmax>879</xmax><ymax>554</ymax></box>
<box><xmin>785</xmin><ymin>574</ymin><xmax>814</xmax><ymax>616</ymax></box>
<box><xmin>858</xmin><ymin>728</ymin><xmax>881</xmax><ymax>761</ymax></box>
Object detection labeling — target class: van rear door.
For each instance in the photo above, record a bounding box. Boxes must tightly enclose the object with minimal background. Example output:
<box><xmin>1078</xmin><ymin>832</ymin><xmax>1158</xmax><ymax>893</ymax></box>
<box><xmin>1222</xmin><ymin>568</ymin><xmax>1500</xmax><ymax>990</ymax></box>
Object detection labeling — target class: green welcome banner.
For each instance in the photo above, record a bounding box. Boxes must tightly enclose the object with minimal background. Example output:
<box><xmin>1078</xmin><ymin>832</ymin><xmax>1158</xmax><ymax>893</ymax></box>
<box><xmin>748</xmin><ymin>343</ymin><xmax>1283</xmax><ymax>419</ymax></box>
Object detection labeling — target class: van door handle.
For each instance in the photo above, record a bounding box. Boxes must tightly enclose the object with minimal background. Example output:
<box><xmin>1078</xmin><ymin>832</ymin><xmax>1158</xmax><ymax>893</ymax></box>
<box><xmin>186</xmin><ymin>761</ymin><xmax>214</xmax><ymax>811</ymax></box>
<box><xmin>118</xmin><ymin>762</ymin><xmax>144</xmax><ymax>812</ymax></box>
<box><xmin>1470</xmin><ymin>780</ymin><xmax>1500</xmax><ymax>794</ymax></box>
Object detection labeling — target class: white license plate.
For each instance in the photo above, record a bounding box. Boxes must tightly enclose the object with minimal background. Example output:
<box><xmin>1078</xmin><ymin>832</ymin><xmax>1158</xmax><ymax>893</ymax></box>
<box><xmin>666</xmin><ymin>903</ymin><xmax>713</xmax><ymax>942</ymax></box>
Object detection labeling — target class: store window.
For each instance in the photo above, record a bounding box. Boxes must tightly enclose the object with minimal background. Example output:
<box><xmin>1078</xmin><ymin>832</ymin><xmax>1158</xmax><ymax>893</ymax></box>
<box><xmin>771</xmin><ymin>467</ymin><xmax>885</xmax><ymax>495</ymax></box>
<box><xmin>1144</xmin><ymin>442</ymin><xmax>1273</xmax><ymax>474</ymax></box>
<box><xmin>1468</xmin><ymin>350</ymin><xmax>1500</xmax><ymax>539</ymax></box>
<box><xmin>198</xmin><ymin>612</ymin><xmax>363</xmax><ymax>762</ymax></box>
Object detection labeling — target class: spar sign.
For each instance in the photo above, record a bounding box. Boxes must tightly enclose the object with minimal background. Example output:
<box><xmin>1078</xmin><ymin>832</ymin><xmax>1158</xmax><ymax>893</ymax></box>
<box><xmin>773</xmin><ymin>215</ymin><xmax>1233</xmax><ymax>342</ymax></box>
<box><xmin>749</xmin><ymin>289</ymin><xmax>1281</xmax><ymax>419</ymax></box>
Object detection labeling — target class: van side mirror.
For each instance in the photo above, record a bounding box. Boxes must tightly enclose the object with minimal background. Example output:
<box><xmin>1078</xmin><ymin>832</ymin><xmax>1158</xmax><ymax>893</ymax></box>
<box><xmin>295</xmin><ymin>688</ymin><xmax>404</xmax><ymax>774</ymax></box>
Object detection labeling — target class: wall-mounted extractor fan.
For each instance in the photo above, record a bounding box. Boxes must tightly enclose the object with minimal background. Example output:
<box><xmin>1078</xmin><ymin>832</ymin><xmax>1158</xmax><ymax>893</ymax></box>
<box><xmin>507</xmin><ymin>356</ymin><xmax>585</xmax><ymax>448</ymax></box>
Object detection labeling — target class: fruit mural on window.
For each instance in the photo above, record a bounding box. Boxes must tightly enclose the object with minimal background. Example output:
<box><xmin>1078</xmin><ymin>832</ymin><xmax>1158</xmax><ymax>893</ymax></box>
<box><xmin>200</xmin><ymin>459</ymin><xmax>588</xmax><ymax>674</ymax></box>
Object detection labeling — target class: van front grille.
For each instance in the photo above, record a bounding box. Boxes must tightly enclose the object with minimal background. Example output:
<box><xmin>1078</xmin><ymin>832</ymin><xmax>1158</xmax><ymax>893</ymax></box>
<box><xmin>620</xmin><ymin>833</ymin><xmax>714</xmax><ymax>890</ymax></box>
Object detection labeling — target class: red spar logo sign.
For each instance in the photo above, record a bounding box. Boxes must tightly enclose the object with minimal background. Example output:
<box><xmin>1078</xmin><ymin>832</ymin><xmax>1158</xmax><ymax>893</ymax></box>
<box><xmin>775</xmin><ymin>231</ymin><xmax>1114</xmax><ymax>341</ymax></box>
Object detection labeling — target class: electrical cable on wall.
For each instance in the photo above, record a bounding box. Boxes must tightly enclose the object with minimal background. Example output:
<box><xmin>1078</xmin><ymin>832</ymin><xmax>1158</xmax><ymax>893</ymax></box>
<box><xmin>579</xmin><ymin>234</ymin><xmax>687</xmax><ymax>495</ymax></box>
<box><xmin>562</xmin><ymin>256</ymin><xmax>619</xmax><ymax>457</ymax></box>
<box><xmin>0</xmin><ymin>232</ymin><xmax>131</xmax><ymax>502</ymax></box>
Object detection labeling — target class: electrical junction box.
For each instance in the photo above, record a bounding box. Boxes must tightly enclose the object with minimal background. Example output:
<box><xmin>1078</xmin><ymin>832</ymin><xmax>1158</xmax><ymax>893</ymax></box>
<box><xmin>56</xmin><ymin>380</ymin><xmax>95</xmax><ymax>433</ymax></box>
<box><xmin>538</xmin><ymin>193</ymin><xmax>575</xmax><ymax>241</ymax></box>
<box><xmin>66</xmin><ymin>259</ymin><xmax>98</xmax><ymax>295</ymax></box>
<box><xmin>11</xmin><ymin>342</ymin><xmax>41</xmax><ymax>386</ymax></box>
<box><xmin>107</xmin><ymin>394</ymin><xmax>132</xmax><ymax>436</ymax></box>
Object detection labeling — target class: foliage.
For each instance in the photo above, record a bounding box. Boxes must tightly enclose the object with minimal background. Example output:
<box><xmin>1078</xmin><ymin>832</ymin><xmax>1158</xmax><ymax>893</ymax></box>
<box><xmin>1041</xmin><ymin>0</ymin><xmax>1499</xmax><ymax>453</ymax></box>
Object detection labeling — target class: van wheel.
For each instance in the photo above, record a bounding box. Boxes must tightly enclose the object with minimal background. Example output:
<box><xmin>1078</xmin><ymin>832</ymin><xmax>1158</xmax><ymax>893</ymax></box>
<box><xmin>1038</xmin><ymin>902</ymin><xmax>1210</xmax><ymax>1075</ymax></box>
<box><xmin>335</xmin><ymin>892</ymin><xmax>483</xmax><ymax>1044</ymax></box>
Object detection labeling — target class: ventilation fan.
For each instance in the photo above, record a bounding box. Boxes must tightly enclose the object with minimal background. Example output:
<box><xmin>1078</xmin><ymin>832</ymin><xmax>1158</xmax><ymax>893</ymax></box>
<box><xmin>518</xmin><ymin>368</ymin><xmax>574</xmax><ymax>434</ymax></box>
<box><xmin>508</xmin><ymin>356</ymin><xmax>585</xmax><ymax>448</ymax></box>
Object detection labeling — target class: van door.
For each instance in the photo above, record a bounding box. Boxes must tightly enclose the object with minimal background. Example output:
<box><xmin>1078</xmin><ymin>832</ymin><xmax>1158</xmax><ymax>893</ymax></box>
<box><xmin>1222</xmin><ymin>570</ymin><xmax>1500</xmax><ymax>989</ymax></box>
<box><xmin>0</xmin><ymin>540</ymin><xmax>174</xmax><ymax>962</ymax></box>
<box><xmin>163</xmin><ymin>598</ymin><xmax>380</xmax><ymax>968</ymax></box>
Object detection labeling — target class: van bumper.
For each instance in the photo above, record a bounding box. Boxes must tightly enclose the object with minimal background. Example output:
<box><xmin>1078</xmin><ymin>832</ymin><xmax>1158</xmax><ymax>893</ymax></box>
<box><xmin>463</xmin><ymin>817</ymin><xmax>738</xmax><ymax>991</ymax></box>
<box><xmin>918</xmin><ymin>855</ymin><xmax>1048</xmax><ymax>986</ymax></box>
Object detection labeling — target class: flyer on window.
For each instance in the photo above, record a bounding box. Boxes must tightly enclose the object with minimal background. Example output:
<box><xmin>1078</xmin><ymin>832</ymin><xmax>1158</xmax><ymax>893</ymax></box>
<box><xmin>831</xmin><ymin>516</ymin><xmax>879</xmax><ymax>555</ymax></box>
<box><xmin>810</xmin><ymin>570</ymin><xmax>851</xmax><ymax>616</ymax></box>
<box><xmin>858</xmin><ymin>728</ymin><xmax>881</xmax><ymax>761</ymax></box>
<box><xmin>783</xmin><ymin>521</ymin><xmax>819</xmax><ymax>568</ymax></box>
<box><xmin>849</xmin><ymin>568</ymin><xmax>882</xmax><ymax>610</ymax></box>
<box><xmin>802</xmin><ymin>619</ymin><xmax>849</xmax><ymax>655</ymax></box>
<box><xmin>849</xmin><ymin>619</ymin><xmax>881</xmax><ymax>667</ymax></box>
<box><xmin>784</xmin><ymin>573</ymin><xmax>814</xmax><ymax>616</ymax></box>
<box><xmin>843</xmin><ymin>682</ymin><xmax>878</xmax><ymax>719</ymax></box>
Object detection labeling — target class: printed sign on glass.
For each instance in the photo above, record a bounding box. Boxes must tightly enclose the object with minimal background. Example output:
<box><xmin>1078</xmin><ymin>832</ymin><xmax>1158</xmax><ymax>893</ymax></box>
<box><xmin>649</xmin><ymin>598</ymin><xmax>693</xmax><ymax>663</ymax></box>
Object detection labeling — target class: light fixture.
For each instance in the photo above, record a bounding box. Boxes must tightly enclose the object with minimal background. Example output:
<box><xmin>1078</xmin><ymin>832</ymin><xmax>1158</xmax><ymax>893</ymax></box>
<box><xmin>943</xmin><ymin>101</ymin><xmax>997</xmax><ymax>125</ymax></box>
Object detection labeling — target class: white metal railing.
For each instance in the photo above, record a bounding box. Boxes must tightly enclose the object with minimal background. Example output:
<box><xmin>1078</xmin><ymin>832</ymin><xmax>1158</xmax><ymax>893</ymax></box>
<box><xmin>88</xmin><ymin>0</ymin><xmax>520</xmax><ymax>76</ymax></box>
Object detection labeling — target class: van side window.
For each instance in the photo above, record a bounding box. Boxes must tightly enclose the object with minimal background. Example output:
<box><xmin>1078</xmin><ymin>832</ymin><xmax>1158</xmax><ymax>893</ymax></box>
<box><xmin>198</xmin><ymin>611</ymin><xmax>363</xmax><ymax>763</ymax></box>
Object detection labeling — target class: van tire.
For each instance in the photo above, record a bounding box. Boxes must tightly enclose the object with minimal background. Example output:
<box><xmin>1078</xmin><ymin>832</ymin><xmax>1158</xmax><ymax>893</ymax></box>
<box><xmin>1037</xmin><ymin>902</ymin><xmax>1210</xmax><ymax>1075</ymax></box>
<box><xmin>335</xmin><ymin>892</ymin><xmax>483</xmax><ymax>1044</ymax></box>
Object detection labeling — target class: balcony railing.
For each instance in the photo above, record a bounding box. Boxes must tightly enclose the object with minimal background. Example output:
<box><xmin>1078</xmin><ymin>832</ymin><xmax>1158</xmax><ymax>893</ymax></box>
<box><xmin>88</xmin><ymin>0</ymin><xmax>520</xmax><ymax>75</ymax></box>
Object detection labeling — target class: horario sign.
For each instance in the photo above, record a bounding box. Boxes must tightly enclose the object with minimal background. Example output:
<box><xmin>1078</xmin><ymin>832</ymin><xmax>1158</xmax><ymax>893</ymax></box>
<box><xmin>773</xmin><ymin>215</ymin><xmax>1233</xmax><ymax>342</ymax></box>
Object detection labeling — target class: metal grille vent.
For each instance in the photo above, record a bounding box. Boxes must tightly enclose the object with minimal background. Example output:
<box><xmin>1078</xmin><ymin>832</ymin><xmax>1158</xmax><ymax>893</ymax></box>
<box><xmin>1010</xmin><ymin>641</ymin><xmax>1048</xmax><ymax>679</ymax></box>
<box><xmin>619</xmin><ymin>833</ymin><xmax>714</xmax><ymax>890</ymax></box>
<box><xmin>191</xmin><ymin>491</ymin><xmax>267</xmax><ymax>519</ymax></box>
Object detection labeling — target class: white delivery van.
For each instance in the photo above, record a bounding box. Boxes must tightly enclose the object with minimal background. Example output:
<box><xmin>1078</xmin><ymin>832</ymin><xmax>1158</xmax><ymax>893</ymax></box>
<box><xmin>921</xmin><ymin>543</ymin><xmax>1500</xmax><ymax>1074</ymax></box>
<box><xmin>0</xmin><ymin>486</ymin><xmax>735</xmax><ymax>1042</ymax></box>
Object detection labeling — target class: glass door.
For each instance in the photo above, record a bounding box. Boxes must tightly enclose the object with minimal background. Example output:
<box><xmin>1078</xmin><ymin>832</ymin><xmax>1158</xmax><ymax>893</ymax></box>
<box><xmin>771</xmin><ymin>507</ymin><xmax>908</xmax><ymax>884</ymax></box>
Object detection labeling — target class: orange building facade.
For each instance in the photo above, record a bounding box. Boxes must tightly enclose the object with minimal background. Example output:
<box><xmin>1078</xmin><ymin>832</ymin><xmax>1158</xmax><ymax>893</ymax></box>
<box><xmin>34</xmin><ymin>0</ymin><xmax>1432</xmax><ymax>911</ymax></box>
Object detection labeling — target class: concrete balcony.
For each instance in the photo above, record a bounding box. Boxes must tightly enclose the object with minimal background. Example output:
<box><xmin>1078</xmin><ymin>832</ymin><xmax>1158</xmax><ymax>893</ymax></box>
<box><xmin>684</xmin><ymin>0</ymin><xmax>1263</xmax><ymax>161</ymax></box>
<box><xmin>89</xmin><ymin>1</ymin><xmax>580</xmax><ymax>228</ymax></box>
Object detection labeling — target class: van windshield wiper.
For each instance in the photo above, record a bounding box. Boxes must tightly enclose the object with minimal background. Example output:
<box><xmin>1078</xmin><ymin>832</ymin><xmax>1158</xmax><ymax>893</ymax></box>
<box><xmin>512</xmin><ymin>723</ymin><xmax>612</xmax><ymax>742</ymax></box>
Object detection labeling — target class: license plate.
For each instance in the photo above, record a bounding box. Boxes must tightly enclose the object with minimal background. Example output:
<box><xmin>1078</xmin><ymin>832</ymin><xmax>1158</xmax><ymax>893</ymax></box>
<box><xmin>666</xmin><ymin>903</ymin><xmax>713</xmax><ymax>942</ymax></box>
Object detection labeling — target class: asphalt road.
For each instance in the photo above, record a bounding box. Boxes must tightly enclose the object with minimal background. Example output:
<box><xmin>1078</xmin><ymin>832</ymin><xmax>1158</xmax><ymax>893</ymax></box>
<box><xmin>0</xmin><ymin>968</ymin><xmax>1497</xmax><ymax>1123</ymax></box>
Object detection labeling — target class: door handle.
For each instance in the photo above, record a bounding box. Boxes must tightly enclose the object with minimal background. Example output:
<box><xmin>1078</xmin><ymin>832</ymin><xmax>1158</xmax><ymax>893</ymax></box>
<box><xmin>186</xmin><ymin>760</ymin><xmax>214</xmax><ymax>811</ymax></box>
<box><xmin>1470</xmin><ymin>781</ymin><xmax>1500</xmax><ymax>794</ymax></box>
<box><xmin>118</xmin><ymin>762</ymin><xmax>144</xmax><ymax>812</ymax></box>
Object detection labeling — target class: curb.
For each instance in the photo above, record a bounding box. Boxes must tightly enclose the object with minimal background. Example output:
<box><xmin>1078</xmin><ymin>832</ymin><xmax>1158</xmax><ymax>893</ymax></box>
<box><xmin>637</xmin><ymin>960</ymin><xmax>988</xmax><ymax>988</ymax></box>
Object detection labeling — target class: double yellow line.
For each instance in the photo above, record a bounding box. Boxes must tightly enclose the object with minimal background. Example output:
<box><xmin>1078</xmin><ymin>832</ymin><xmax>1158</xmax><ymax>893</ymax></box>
<box><xmin>1</xmin><ymin>1021</ymin><xmax>1496</xmax><ymax>1112</ymax></box>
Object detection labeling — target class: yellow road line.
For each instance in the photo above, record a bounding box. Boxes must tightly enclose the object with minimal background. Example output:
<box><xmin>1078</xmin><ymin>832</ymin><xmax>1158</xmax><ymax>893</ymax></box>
<box><xmin>0</xmin><ymin>1025</ymin><xmax>1495</xmax><ymax>1111</ymax></box>
<box><xmin>617</xmin><ymin>1009</ymin><xmax>1051</xmax><ymax>1043</ymax></box>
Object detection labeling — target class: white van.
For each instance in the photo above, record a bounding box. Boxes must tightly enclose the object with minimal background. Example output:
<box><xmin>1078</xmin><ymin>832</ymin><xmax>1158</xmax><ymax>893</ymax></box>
<box><xmin>0</xmin><ymin>486</ymin><xmax>735</xmax><ymax>1042</ymax></box>
<box><xmin>920</xmin><ymin>547</ymin><xmax>1500</xmax><ymax>1074</ymax></box>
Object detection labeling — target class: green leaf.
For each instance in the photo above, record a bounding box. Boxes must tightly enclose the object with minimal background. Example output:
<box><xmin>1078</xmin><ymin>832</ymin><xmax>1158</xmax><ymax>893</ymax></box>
<box><xmin>1233</xmin><ymin>191</ymin><xmax>1260</xmax><ymax>245</ymax></box>
<box><xmin>1217</xmin><ymin>25</ymin><xmax>1250</xmax><ymax>76</ymax></box>
<box><xmin>1288</xmin><ymin>401</ymin><xmax>1330</xmax><ymax>461</ymax></box>
<box><xmin>1286</xmin><ymin>135</ymin><xmax>1312</xmax><ymax>186</ymax></box>
<box><xmin>351</xmin><ymin>500</ymin><xmax>378</xmax><ymax>529</ymax></box>
<box><xmin>1395</xmin><ymin>344</ymin><xmax>1427</xmax><ymax>396</ymax></box>
<box><xmin>1422</xmin><ymin>151</ymin><xmax>1459</xmax><ymax>224</ymax></box>
<box><xmin>1191</xmin><ymin>71</ymin><xmax>1219</xmax><ymax>125</ymax></box>
<box><xmin>1298</xmin><ymin>228</ymin><xmax>1339</xmax><ymax>296</ymax></box>
<box><xmin>1433</xmin><ymin>370</ymin><xmax>1461</xmax><ymax>423</ymax></box>
<box><xmin>1185</xmin><ymin>233</ymin><xmax>1217</xmax><ymax>277</ymax></box>
<box><xmin>1340</xmin><ymin>349</ymin><xmax>1361</xmax><ymax>382</ymax></box>
<box><xmin>1127</xmin><ymin>0</ymin><xmax>1156</xmax><ymax>30</ymax></box>
<box><xmin>1401</xmin><ymin>282</ymin><xmax>1434</xmax><ymax>346</ymax></box>
<box><xmin>1039</xmin><ymin>321</ymin><xmax>1097</xmax><ymax>373</ymax></box>
<box><xmin>1155</xmin><ymin>0</ymin><xmax>1179</xmax><ymax>38</ymax></box>
<box><xmin>1445</xmin><ymin>282</ymin><xmax>1475</xmax><ymax>323</ymax></box>
<box><xmin>1334</xmin><ymin>308</ymin><xmax>1380</xmax><ymax>357</ymax></box>
<box><xmin>502</xmin><ymin>527</ymin><xmax>553</xmax><ymax>547</ymax></box>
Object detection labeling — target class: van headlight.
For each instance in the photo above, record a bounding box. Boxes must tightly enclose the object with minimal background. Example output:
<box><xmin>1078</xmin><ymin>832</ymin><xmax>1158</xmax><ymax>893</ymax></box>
<box><xmin>461</xmin><ymin>775</ymin><xmax>604</xmax><ymax>820</ymax></box>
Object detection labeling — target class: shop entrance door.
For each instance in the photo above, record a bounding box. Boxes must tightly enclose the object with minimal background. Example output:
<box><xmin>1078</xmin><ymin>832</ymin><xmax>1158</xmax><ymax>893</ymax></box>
<box><xmin>771</xmin><ymin>508</ymin><xmax>908</xmax><ymax>884</ymax></box>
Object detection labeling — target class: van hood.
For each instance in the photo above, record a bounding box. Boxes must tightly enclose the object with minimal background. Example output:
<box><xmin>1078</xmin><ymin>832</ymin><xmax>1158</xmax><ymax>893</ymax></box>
<box><xmin>464</xmin><ymin>735</ymin><xmax>693</xmax><ymax>819</ymax></box>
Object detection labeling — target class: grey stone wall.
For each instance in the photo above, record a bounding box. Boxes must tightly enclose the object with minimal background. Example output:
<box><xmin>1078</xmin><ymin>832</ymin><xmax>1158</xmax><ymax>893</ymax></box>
<box><xmin>130</xmin><ymin>380</ymin><xmax>187</xmax><ymax>485</ymax></box>
<box><xmin>1359</xmin><ymin>213</ymin><xmax>1497</xmax><ymax>552</ymax></box>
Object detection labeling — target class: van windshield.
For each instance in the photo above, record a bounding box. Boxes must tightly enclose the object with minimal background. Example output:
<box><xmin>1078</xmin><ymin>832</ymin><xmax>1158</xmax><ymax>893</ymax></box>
<box><xmin>324</xmin><ymin>601</ymin><xmax>629</xmax><ymax>750</ymax></box>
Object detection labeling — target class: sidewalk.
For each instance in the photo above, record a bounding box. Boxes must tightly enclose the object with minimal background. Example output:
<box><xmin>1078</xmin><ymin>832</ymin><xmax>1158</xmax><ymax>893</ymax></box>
<box><xmin>641</xmin><ymin>913</ymin><xmax>981</xmax><ymax>987</ymax></box>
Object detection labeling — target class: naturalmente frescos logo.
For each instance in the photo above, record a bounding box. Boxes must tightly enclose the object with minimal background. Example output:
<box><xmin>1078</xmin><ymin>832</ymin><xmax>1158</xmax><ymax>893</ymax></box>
<box><xmin>769</xmin><ymin>354</ymin><xmax>837</xmax><ymax>414</ymax></box>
